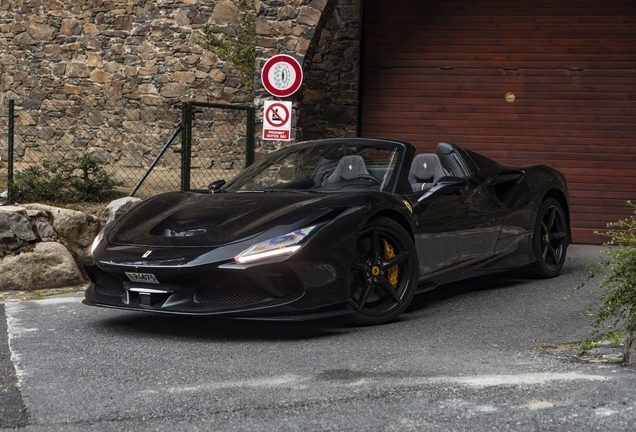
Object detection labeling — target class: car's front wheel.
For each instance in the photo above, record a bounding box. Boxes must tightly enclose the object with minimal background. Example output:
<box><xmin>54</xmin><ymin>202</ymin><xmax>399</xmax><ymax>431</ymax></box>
<box><xmin>531</xmin><ymin>197</ymin><xmax>568</xmax><ymax>278</ymax></box>
<box><xmin>349</xmin><ymin>217</ymin><xmax>418</xmax><ymax>325</ymax></box>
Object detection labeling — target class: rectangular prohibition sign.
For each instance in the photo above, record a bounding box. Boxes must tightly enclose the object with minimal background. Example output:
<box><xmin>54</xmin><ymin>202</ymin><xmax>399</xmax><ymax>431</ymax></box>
<box><xmin>263</xmin><ymin>100</ymin><xmax>292</xmax><ymax>141</ymax></box>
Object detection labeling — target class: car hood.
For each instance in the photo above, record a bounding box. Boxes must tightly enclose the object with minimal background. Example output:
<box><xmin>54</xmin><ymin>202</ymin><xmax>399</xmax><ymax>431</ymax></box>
<box><xmin>108</xmin><ymin>191</ymin><xmax>351</xmax><ymax>247</ymax></box>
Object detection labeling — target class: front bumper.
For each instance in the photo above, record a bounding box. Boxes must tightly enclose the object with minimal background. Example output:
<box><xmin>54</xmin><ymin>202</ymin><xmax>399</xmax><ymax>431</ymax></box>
<box><xmin>83</xmin><ymin>251</ymin><xmax>352</xmax><ymax>320</ymax></box>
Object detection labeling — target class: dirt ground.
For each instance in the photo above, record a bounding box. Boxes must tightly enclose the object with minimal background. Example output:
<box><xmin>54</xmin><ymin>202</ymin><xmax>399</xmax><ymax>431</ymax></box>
<box><xmin>0</xmin><ymin>285</ymin><xmax>86</xmax><ymax>303</ymax></box>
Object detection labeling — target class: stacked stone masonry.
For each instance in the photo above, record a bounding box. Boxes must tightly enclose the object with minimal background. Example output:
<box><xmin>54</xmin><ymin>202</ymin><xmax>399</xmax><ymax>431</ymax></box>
<box><xmin>0</xmin><ymin>0</ymin><xmax>250</xmax><ymax>181</ymax></box>
<box><xmin>1</xmin><ymin>0</ymin><xmax>363</xmax><ymax>176</ymax></box>
<box><xmin>255</xmin><ymin>0</ymin><xmax>361</xmax><ymax>154</ymax></box>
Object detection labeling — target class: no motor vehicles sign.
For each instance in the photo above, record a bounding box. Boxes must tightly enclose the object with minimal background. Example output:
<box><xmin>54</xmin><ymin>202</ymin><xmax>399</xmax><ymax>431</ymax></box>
<box><xmin>263</xmin><ymin>101</ymin><xmax>292</xmax><ymax>141</ymax></box>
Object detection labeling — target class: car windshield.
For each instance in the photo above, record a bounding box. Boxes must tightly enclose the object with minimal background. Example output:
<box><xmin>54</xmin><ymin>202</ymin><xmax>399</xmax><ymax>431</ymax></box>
<box><xmin>224</xmin><ymin>140</ymin><xmax>405</xmax><ymax>193</ymax></box>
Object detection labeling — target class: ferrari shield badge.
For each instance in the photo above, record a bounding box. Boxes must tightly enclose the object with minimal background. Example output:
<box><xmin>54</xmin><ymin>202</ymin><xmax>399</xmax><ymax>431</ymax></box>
<box><xmin>142</xmin><ymin>250</ymin><xmax>152</xmax><ymax>258</ymax></box>
<box><xmin>403</xmin><ymin>200</ymin><xmax>413</xmax><ymax>213</ymax></box>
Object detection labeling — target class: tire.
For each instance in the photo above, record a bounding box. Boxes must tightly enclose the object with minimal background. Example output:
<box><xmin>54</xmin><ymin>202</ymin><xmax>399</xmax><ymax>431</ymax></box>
<box><xmin>531</xmin><ymin>197</ymin><xmax>569</xmax><ymax>278</ymax></box>
<box><xmin>349</xmin><ymin>217</ymin><xmax>418</xmax><ymax>325</ymax></box>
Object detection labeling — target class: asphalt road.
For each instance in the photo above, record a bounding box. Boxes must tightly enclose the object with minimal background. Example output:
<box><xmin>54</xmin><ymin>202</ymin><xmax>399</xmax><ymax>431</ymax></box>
<box><xmin>2</xmin><ymin>245</ymin><xmax>636</xmax><ymax>431</ymax></box>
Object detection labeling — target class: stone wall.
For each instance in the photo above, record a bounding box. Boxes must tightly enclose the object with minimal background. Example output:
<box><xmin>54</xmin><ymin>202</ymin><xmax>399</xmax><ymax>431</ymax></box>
<box><xmin>0</xmin><ymin>0</ymin><xmax>250</xmax><ymax>186</ymax></box>
<box><xmin>253</xmin><ymin>0</ymin><xmax>361</xmax><ymax>155</ymax></box>
<box><xmin>301</xmin><ymin>0</ymin><xmax>360</xmax><ymax>140</ymax></box>
<box><xmin>0</xmin><ymin>0</ymin><xmax>365</xmax><ymax>174</ymax></box>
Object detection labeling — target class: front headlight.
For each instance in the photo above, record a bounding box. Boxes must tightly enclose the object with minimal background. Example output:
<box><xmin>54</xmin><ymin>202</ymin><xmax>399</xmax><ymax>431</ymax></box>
<box><xmin>89</xmin><ymin>229</ymin><xmax>105</xmax><ymax>256</ymax></box>
<box><xmin>235</xmin><ymin>226</ymin><xmax>318</xmax><ymax>264</ymax></box>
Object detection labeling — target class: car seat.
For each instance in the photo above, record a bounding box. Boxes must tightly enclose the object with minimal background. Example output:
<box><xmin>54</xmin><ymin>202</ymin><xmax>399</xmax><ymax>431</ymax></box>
<box><xmin>408</xmin><ymin>154</ymin><xmax>444</xmax><ymax>191</ymax></box>
<box><xmin>324</xmin><ymin>155</ymin><xmax>371</xmax><ymax>184</ymax></box>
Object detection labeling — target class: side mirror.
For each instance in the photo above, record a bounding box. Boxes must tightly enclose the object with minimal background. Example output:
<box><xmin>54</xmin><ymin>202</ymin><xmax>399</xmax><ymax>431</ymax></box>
<box><xmin>208</xmin><ymin>180</ymin><xmax>226</xmax><ymax>194</ymax></box>
<box><xmin>416</xmin><ymin>178</ymin><xmax>467</xmax><ymax>205</ymax></box>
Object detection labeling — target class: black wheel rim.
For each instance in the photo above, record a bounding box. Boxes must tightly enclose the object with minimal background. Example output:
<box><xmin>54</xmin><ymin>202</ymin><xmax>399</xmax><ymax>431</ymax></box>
<box><xmin>351</xmin><ymin>226</ymin><xmax>413</xmax><ymax>317</ymax></box>
<box><xmin>539</xmin><ymin>204</ymin><xmax>567</xmax><ymax>270</ymax></box>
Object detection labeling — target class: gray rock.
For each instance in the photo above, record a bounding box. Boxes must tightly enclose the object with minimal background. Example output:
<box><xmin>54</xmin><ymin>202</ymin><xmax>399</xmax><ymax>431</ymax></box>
<box><xmin>26</xmin><ymin>209</ymin><xmax>49</xmax><ymax>219</ymax></box>
<box><xmin>105</xmin><ymin>197</ymin><xmax>142</xmax><ymax>224</ymax></box>
<box><xmin>0</xmin><ymin>235</ymin><xmax>25</xmax><ymax>256</ymax></box>
<box><xmin>24</xmin><ymin>204</ymin><xmax>101</xmax><ymax>248</ymax></box>
<box><xmin>211</xmin><ymin>1</ymin><xmax>240</xmax><ymax>25</ymax></box>
<box><xmin>0</xmin><ymin>242</ymin><xmax>85</xmax><ymax>291</ymax></box>
<box><xmin>0</xmin><ymin>212</ymin><xmax>37</xmax><ymax>243</ymax></box>
<box><xmin>623</xmin><ymin>327</ymin><xmax>636</xmax><ymax>364</ymax></box>
<box><xmin>34</xmin><ymin>221</ymin><xmax>56</xmax><ymax>239</ymax></box>
<box><xmin>0</xmin><ymin>205</ymin><xmax>25</xmax><ymax>214</ymax></box>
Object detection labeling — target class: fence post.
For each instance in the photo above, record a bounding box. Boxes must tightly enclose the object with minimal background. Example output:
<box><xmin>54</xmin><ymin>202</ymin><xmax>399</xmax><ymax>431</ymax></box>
<box><xmin>246</xmin><ymin>106</ymin><xmax>255</xmax><ymax>168</ymax></box>
<box><xmin>181</xmin><ymin>102</ymin><xmax>192</xmax><ymax>191</ymax></box>
<box><xmin>7</xmin><ymin>99</ymin><xmax>14</xmax><ymax>205</ymax></box>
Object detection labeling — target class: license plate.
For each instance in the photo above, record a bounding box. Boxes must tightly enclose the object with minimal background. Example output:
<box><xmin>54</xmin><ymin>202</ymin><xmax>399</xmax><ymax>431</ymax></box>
<box><xmin>125</xmin><ymin>272</ymin><xmax>159</xmax><ymax>284</ymax></box>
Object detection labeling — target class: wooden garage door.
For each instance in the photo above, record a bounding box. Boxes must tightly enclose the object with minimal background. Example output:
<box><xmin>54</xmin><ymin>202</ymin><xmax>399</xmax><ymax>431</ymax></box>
<box><xmin>360</xmin><ymin>0</ymin><xmax>636</xmax><ymax>243</ymax></box>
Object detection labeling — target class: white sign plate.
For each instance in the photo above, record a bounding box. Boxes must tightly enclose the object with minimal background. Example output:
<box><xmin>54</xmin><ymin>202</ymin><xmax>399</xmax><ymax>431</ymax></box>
<box><xmin>263</xmin><ymin>100</ymin><xmax>292</xmax><ymax>141</ymax></box>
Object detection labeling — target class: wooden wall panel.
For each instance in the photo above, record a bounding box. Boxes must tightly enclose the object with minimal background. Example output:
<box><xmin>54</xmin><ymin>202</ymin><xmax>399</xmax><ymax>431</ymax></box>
<box><xmin>361</xmin><ymin>0</ymin><xmax>636</xmax><ymax>243</ymax></box>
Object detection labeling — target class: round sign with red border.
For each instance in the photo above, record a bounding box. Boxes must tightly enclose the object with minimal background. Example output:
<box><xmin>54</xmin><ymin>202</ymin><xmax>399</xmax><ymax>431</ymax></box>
<box><xmin>261</xmin><ymin>54</ymin><xmax>303</xmax><ymax>98</ymax></box>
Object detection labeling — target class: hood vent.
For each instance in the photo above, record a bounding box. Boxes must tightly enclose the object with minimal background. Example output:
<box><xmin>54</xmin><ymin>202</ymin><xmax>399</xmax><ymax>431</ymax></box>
<box><xmin>150</xmin><ymin>217</ymin><xmax>209</xmax><ymax>237</ymax></box>
<box><xmin>157</xmin><ymin>228</ymin><xmax>207</xmax><ymax>237</ymax></box>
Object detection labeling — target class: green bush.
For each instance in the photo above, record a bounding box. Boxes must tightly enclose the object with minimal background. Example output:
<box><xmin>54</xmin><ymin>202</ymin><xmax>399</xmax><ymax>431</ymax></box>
<box><xmin>575</xmin><ymin>201</ymin><xmax>636</xmax><ymax>357</ymax></box>
<box><xmin>13</xmin><ymin>153</ymin><xmax>123</xmax><ymax>203</ymax></box>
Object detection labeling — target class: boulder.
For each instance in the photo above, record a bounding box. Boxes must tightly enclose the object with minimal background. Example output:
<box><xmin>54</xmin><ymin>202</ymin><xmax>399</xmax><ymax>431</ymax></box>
<box><xmin>0</xmin><ymin>210</ymin><xmax>37</xmax><ymax>256</ymax></box>
<box><xmin>0</xmin><ymin>242</ymin><xmax>84</xmax><ymax>291</ymax></box>
<box><xmin>105</xmin><ymin>197</ymin><xmax>142</xmax><ymax>224</ymax></box>
<box><xmin>24</xmin><ymin>204</ymin><xmax>101</xmax><ymax>248</ymax></box>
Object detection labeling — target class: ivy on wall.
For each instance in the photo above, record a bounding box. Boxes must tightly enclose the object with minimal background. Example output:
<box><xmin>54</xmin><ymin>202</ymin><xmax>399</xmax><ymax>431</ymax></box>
<box><xmin>195</xmin><ymin>0</ymin><xmax>256</xmax><ymax>96</ymax></box>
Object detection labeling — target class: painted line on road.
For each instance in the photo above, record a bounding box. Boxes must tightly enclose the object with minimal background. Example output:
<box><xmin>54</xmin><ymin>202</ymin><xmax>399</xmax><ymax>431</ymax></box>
<box><xmin>140</xmin><ymin>374</ymin><xmax>308</xmax><ymax>395</ymax></box>
<box><xmin>139</xmin><ymin>371</ymin><xmax>609</xmax><ymax>396</ymax></box>
<box><xmin>4</xmin><ymin>297</ymin><xmax>83</xmax><ymax>387</ymax></box>
<box><xmin>431</xmin><ymin>372</ymin><xmax>608</xmax><ymax>387</ymax></box>
<box><xmin>0</xmin><ymin>304</ymin><xmax>29</xmax><ymax>428</ymax></box>
<box><xmin>4</xmin><ymin>302</ymin><xmax>28</xmax><ymax>387</ymax></box>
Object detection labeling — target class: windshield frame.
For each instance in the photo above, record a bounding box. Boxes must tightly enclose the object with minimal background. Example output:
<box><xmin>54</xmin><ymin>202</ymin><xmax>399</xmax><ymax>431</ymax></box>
<box><xmin>222</xmin><ymin>138</ymin><xmax>410</xmax><ymax>194</ymax></box>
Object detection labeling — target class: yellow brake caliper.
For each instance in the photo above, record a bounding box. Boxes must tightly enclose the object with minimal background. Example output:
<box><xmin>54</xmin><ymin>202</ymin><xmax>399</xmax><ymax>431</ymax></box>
<box><xmin>382</xmin><ymin>239</ymin><xmax>399</xmax><ymax>288</ymax></box>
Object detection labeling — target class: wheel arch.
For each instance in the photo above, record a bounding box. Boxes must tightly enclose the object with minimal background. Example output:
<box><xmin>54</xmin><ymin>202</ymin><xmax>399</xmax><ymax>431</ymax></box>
<box><xmin>368</xmin><ymin>209</ymin><xmax>415</xmax><ymax>243</ymax></box>
<box><xmin>543</xmin><ymin>188</ymin><xmax>572</xmax><ymax>243</ymax></box>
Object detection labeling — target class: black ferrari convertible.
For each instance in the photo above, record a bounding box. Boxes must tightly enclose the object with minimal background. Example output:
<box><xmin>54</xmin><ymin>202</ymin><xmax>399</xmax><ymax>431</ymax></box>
<box><xmin>83</xmin><ymin>138</ymin><xmax>570</xmax><ymax>324</ymax></box>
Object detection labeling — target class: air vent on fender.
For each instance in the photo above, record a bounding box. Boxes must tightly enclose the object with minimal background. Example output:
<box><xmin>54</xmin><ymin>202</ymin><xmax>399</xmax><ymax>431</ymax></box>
<box><xmin>489</xmin><ymin>171</ymin><xmax>525</xmax><ymax>206</ymax></box>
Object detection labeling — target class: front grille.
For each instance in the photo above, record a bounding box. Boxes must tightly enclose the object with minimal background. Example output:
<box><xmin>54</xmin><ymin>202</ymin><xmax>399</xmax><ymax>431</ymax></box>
<box><xmin>194</xmin><ymin>274</ymin><xmax>273</xmax><ymax>305</ymax></box>
<box><xmin>95</xmin><ymin>269</ymin><xmax>125</xmax><ymax>297</ymax></box>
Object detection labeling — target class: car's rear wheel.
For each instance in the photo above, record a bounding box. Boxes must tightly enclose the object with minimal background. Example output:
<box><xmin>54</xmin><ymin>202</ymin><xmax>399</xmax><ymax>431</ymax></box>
<box><xmin>531</xmin><ymin>197</ymin><xmax>568</xmax><ymax>278</ymax></box>
<box><xmin>349</xmin><ymin>217</ymin><xmax>418</xmax><ymax>325</ymax></box>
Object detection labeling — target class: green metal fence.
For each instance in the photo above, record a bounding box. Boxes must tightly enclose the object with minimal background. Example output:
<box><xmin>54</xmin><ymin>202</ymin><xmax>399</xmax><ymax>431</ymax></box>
<box><xmin>0</xmin><ymin>100</ymin><xmax>12</xmax><ymax>203</ymax></box>
<box><xmin>181</xmin><ymin>102</ymin><xmax>255</xmax><ymax>192</ymax></box>
<box><xmin>1</xmin><ymin>99</ymin><xmax>254</xmax><ymax>205</ymax></box>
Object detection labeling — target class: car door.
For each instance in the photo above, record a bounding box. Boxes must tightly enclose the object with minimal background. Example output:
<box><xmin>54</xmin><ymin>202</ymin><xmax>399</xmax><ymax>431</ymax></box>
<box><xmin>409</xmin><ymin>175</ymin><xmax>504</xmax><ymax>279</ymax></box>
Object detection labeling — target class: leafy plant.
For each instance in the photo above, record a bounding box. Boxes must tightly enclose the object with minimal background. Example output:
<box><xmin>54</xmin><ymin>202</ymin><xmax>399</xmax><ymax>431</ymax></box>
<box><xmin>13</xmin><ymin>153</ymin><xmax>123</xmax><ymax>203</ymax></box>
<box><xmin>574</xmin><ymin>201</ymin><xmax>636</xmax><ymax>360</ymax></box>
<box><xmin>195</xmin><ymin>0</ymin><xmax>256</xmax><ymax>93</ymax></box>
